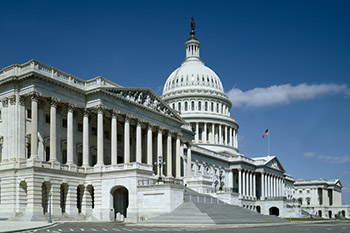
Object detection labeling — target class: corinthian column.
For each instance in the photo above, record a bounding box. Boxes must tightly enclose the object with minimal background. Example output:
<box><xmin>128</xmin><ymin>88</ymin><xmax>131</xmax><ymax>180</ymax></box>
<box><xmin>96</xmin><ymin>105</ymin><xmax>104</xmax><ymax>166</ymax></box>
<box><xmin>167</xmin><ymin>132</ymin><xmax>172</xmax><ymax>177</ymax></box>
<box><xmin>49</xmin><ymin>97</ymin><xmax>58</xmax><ymax>161</ymax></box>
<box><xmin>111</xmin><ymin>111</ymin><xmax>118</xmax><ymax>165</ymax></box>
<box><xmin>124</xmin><ymin>116</ymin><xmax>130</xmax><ymax>163</ymax></box>
<box><xmin>136</xmin><ymin>120</ymin><xmax>142</xmax><ymax>163</ymax></box>
<box><xmin>176</xmin><ymin>135</ymin><xmax>181</xmax><ymax>178</ymax></box>
<box><xmin>82</xmin><ymin>109</ymin><xmax>90</xmax><ymax>167</ymax></box>
<box><xmin>147</xmin><ymin>125</ymin><xmax>153</xmax><ymax>166</ymax></box>
<box><xmin>30</xmin><ymin>92</ymin><xmax>39</xmax><ymax>158</ymax></box>
<box><xmin>67</xmin><ymin>103</ymin><xmax>75</xmax><ymax>164</ymax></box>
<box><xmin>157</xmin><ymin>128</ymin><xmax>163</xmax><ymax>176</ymax></box>
<box><xmin>186</xmin><ymin>144</ymin><xmax>192</xmax><ymax>177</ymax></box>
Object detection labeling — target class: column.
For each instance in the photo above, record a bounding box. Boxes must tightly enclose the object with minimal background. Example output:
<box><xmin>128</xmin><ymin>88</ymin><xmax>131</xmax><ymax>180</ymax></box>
<box><xmin>229</xmin><ymin>127</ymin><xmax>233</xmax><ymax>147</ymax></box>
<box><xmin>261</xmin><ymin>172</ymin><xmax>265</xmax><ymax>200</ymax></box>
<box><xmin>66</xmin><ymin>183</ymin><xmax>78</xmax><ymax>215</ymax></box>
<box><xmin>157</xmin><ymin>129</ymin><xmax>163</xmax><ymax>176</ymax></box>
<box><xmin>211</xmin><ymin>124</ymin><xmax>215</xmax><ymax>143</ymax></box>
<box><xmin>187</xmin><ymin>144</ymin><xmax>192</xmax><ymax>177</ymax></box>
<box><xmin>233</xmin><ymin>129</ymin><xmax>236</xmax><ymax>147</ymax></box>
<box><xmin>147</xmin><ymin>125</ymin><xmax>153</xmax><ymax>166</ymax></box>
<box><xmin>273</xmin><ymin>176</ymin><xmax>277</xmax><ymax>197</ymax></box>
<box><xmin>253</xmin><ymin>173</ymin><xmax>256</xmax><ymax>199</ymax></box>
<box><xmin>249</xmin><ymin>172</ymin><xmax>253</xmax><ymax>198</ymax></box>
<box><xmin>67</xmin><ymin>103</ymin><xmax>74</xmax><ymax>164</ymax></box>
<box><xmin>238</xmin><ymin>169</ymin><xmax>242</xmax><ymax>197</ymax></box>
<box><xmin>111</xmin><ymin>111</ymin><xmax>118</xmax><ymax>165</ymax></box>
<box><xmin>82</xmin><ymin>109</ymin><xmax>90</xmax><ymax>167</ymax></box>
<box><xmin>167</xmin><ymin>132</ymin><xmax>172</xmax><ymax>177</ymax></box>
<box><xmin>242</xmin><ymin>170</ymin><xmax>246</xmax><ymax>197</ymax></box>
<box><xmin>203</xmin><ymin>123</ymin><xmax>207</xmax><ymax>143</ymax></box>
<box><xmin>96</xmin><ymin>106</ymin><xmax>104</xmax><ymax>166</ymax></box>
<box><xmin>265</xmin><ymin>174</ymin><xmax>268</xmax><ymax>198</ymax></box>
<box><xmin>227</xmin><ymin>169</ymin><xmax>233</xmax><ymax>190</ymax></box>
<box><xmin>49</xmin><ymin>98</ymin><xmax>58</xmax><ymax>161</ymax></box>
<box><xmin>136</xmin><ymin>120</ymin><xmax>142</xmax><ymax>163</ymax></box>
<box><xmin>30</xmin><ymin>93</ymin><xmax>39</xmax><ymax>158</ymax></box>
<box><xmin>267</xmin><ymin>174</ymin><xmax>270</xmax><ymax>198</ymax></box>
<box><xmin>219</xmin><ymin>125</ymin><xmax>223</xmax><ymax>144</ymax></box>
<box><xmin>124</xmin><ymin>116</ymin><xmax>130</xmax><ymax>163</ymax></box>
<box><xmin>225</xmin><ymin>125</ymin><xmax>228</xmax><ymax>145</ymax></box>
<box><xmin>176</xmin><ymin>135</ymin><xmax>181</xmax><ymax>178</ymax></box>
<box><xmin>195</xmin><ymin>123</ymin><xmax>199</xmax><ymax>142</ymax></box>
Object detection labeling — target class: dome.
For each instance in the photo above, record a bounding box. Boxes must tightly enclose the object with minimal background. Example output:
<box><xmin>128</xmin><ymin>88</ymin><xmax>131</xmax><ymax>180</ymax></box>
<box><xmin>162</xmin><ymin>59</ymin><xmax>224</xmax><ymax>95</ymax></box>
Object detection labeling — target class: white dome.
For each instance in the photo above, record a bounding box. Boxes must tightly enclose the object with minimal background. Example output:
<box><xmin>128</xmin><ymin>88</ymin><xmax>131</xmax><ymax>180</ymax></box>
<box><xmin>163</xmin><ymin>59</ymin><xmax>224</xmax><ymax>95</ymax></box>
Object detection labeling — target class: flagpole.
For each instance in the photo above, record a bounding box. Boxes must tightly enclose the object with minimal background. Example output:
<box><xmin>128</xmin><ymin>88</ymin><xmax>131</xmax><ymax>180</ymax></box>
<box><xmin>268</xmin><ymin>133</ymin><xmax>270</xmax><ymax>156</ymax></box>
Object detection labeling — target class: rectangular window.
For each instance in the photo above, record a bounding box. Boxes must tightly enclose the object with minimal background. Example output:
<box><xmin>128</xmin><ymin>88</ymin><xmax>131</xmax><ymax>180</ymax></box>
<box><xmin>27</xmin><ymin>109</ymin><xmax>32</xmax><ymax>119</ymax></box>
<box><xmin>92</xmin><ymin>127</ymin><xmax>97</xmax><ymax>136</ymax></box>
<box><xmin>45</xmin><ymin>114</ymin><xmax>50</xmax><ymax>124</ymax></box>
<box><xmin>0</xmin><ymin>109</ymin><xmax>2</xmax><ymax>121</ymax></box>
<box><xmin>104</xmin><ymin>130</ymin><xmax>110</xmax><ymax>140</ymax></box>
<box><xmin>62</xmin><ymin>119</ymin><xmax>67</xmax><ymax>128</ymax></box>
<box><xmin>77</xmin><ymin>123</ymin><xmax>83</xmax><ymax>132</ymax></box>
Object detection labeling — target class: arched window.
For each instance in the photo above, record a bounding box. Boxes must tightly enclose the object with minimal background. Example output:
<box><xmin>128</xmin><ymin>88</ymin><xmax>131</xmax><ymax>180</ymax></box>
<box><xmin>178</xmin><ymin>102</ymin><xmax>181</xmax><ymax>112</ymax></box>
<box><xmin>211</xmin><ymin>102</ymin><xmax>214</xmax><ymax>112</ymax></box>
<box><xmin>205</xmin><ymin>102</ymin><xmax>208</xmax><ymax>111</ymax></box>
<box><xmin>198</xmin><ymin>101</ymin><xmax>201</xmax><ymax>111</ymax></box>
<box><xmin>191</xmin><ymin>101</ymin><xmax>195</xmax><ymax>111</ymax></box>
<box><xmin>172</xmin><ymin>103</ymin><xmax>175</xmax><ymax>109</ymax></box>
<box><xmin>217</xmin><ymin>103</ymin><xmax>219</xmax><ymax>113</ymax></box>
<box><xmin>185</xmin><ymin>102</ymin><xmax>188</xmax><ymax>111</ymax></box>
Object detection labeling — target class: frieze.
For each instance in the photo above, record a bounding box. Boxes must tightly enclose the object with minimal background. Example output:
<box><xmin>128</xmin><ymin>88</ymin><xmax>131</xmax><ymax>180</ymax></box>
<box><xmin>106</xmin><ymin>89</ymin><xmax>180</xmax><ymax>121</ymax></box>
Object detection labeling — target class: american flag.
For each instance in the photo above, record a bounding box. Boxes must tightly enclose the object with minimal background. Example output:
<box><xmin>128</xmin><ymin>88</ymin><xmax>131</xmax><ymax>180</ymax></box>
<box><xmin>262</xmin><ymin>129</ymin><xmax>269</xmax><ymax>138</ymax></box>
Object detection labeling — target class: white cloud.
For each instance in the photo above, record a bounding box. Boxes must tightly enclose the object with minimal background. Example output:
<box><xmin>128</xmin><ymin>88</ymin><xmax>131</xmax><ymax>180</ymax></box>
<box><xmin>226</xmin><ymin>83</ymin><xmax>349</xmax><ymax>108</ymax></box>
<box><xmin>304</xmin><ymin>152</ymin><xmax>315</xmax><ymax>158</ymax></box>
<box><xmin>317</xmin><ymin>154</ymin><xmax>350</xmax><ymax>164</ymax></box>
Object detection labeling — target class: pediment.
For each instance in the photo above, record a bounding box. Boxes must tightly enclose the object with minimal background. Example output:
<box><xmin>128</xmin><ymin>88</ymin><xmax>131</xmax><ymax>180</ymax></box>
<box><xmin>103</xmin><ymin>87</ymin><xmax>183</xmax><ymax>122</ymax></box>
<box><xmin>265</xmin><ymin>157</ymin><xmax>285</xmax><ymax>173</ymax></box>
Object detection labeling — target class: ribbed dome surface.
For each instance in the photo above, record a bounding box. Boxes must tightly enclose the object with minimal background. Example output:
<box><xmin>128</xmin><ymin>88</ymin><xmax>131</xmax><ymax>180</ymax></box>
<box><xmin>163</xmin><ymin>59</ymin><xmax>224</xmax><ymax>95</ymax></box>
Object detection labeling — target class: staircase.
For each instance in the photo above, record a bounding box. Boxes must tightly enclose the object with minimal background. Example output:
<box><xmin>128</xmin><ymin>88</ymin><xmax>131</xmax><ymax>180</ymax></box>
<box><xmin>142</xmin><ymin>188</ymin><xmax>287</xmax><ymax>224</ymax></box>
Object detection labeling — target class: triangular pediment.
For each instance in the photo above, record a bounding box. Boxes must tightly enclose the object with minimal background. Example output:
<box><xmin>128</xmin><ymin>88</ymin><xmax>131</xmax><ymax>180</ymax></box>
<box><xmin>265</xmin><ymin>157</ymin><xmax>285</xmax><ymax>173</ymax></box>
<box><xmin>102</xmin><ymin>87</ymin><xmax>184</xmax><ymax>122</ymax></box>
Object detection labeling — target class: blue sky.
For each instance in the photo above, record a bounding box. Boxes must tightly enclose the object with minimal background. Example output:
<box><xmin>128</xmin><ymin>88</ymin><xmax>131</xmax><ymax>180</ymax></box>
<box><xmin>1</xmin><ymin>0</ymin><xmax>349</xmax><ymax>203</ymax></box>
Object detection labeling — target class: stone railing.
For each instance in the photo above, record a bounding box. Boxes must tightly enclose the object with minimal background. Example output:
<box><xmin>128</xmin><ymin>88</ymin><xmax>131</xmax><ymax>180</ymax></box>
<box><xmin>138</xmin><ymin>177</ymin><xmax>184</xmax><ymax>186</ymax></box>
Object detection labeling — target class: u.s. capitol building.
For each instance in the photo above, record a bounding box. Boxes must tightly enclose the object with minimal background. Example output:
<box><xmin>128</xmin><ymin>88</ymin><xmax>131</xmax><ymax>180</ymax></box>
<box><xmin>0</xmin><ymin>19</ymin><xmax>348</xmax><ymax>222</ymax></box>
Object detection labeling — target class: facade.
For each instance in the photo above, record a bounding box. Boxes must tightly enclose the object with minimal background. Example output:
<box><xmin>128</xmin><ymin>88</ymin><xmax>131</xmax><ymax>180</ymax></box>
<box><xmin>294</xmin><ymin>179</ymin><xmax>349</xmax><ymax>218</ymax></box>
<box><xmin>0</xmin><ymin>19</ymin><xmax>348</xmax><ymax>222</ymax></box>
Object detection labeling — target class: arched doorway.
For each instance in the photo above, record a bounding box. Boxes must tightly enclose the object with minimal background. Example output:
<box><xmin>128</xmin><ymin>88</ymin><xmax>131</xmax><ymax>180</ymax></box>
<box><xmin>341</xmin><ymin>210</ymin><xmax>346</xmax><ymax>218</ymax></box>
<box><xmin>256</xmin><ymin>206</ymin><xmax>261</xmax><ymax>213</ymax></box>
<box><xmin>112</xmin><ymin>186</ymin><xmax>129</xmax><ymax>220</ymax></box>
<box><xmin>269</xmin><ymin>207</ymin><xmax>279</xmax><ymax>216</ymax></box>
<box><xmin>318</xmin><ymin>210</ymin><xmax>322</xmax><ymax>217</ymax></box>
<box><xmin>328</xmin><ymin>210</ymin><xmax>332</xmax><ymax>219</ymax></box>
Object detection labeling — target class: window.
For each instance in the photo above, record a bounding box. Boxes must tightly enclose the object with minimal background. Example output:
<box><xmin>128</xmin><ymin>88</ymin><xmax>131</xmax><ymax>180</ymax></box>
<box><xmin>185</xmin><ymin>102</ymin><xmax>188</xmax><ymax>111</ymax></box>
<box><xmin>178</xmin><ymin>102</ymin><xmax>181</xmax><ymax>111</ymax></box>
<box><xmin>0</xmin><ymin>109</ymin><xmax>2</xmax><ymax>121</ymax></box>
<box><xmin>172</xmin><ymin>103</ymin><xmax>175</xmax><ymax>109</ymax></box>
<box><xmin>78</xmin><ymin>123</ymin><xmax>83</xmax><ymax>132</ymax></box>
<box><xmin>45</xmin><ymin>114</ymin><xmax>50</xmax><ymax>124</ymax></box>
<box><xmin>217</xmin><ymin>103</ymin><xmax>219</xmax><ymax>113</ymax></box>
<box><xmin>27</xmin><ymin>109</ymin><xmax>32</xmax><ymax>119</ymax></box>
<box><xmin>191</xmin><ymin>101</ymin><xmax>194</xmax><ymax>111</ymax></box>
<box><xmin>104</xmin><ymin>130</ymin><xmax>110</xmax><ymax>140</ymax></box>
<box><xmin>45</xmin><ymin>147</ymin><xmax>50</xmax><ymax>161</ymax></box>
<box><xmin>62</xmin><ymin>119</ymin><xmax>67</xmax><ymax>128</ymax></box>
<box><xmin>205</xmin><ymin>102</ymin><xmax>208</xmax><ymax>111</ymax></box>
<box><xmin>299</xmin><ymin>190</ymin><xmax>302</xmax><ymax>194</ymax></box>
<box><xmin>198</xmin><ymin>101</ymin><xmax>201</xmax><ymax>111</ymax></box>
<box><xmin>211</xmin><ymin>102</ymin><xmax>214</xmax><ymax>112</ymax></box>
<box><xmin>92</xmin><ymin>127</ymin><xmax>97</xmax><ymax>136</ymax></box>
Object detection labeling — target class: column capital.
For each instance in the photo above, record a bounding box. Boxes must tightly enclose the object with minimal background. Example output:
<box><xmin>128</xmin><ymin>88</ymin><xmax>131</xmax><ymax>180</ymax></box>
<box><xmin>111</xmin><ymin>109</ymin><xmax>120</xmax><ymax>118</ymax></box>
<box><xmin>1</xmin><ymin>97</ymin><xmax>8</xmax><ymax>107</ymax></box>
<box><xmin>83</xmin><ymin>108</ymin><xmax>90</xmax><ymax>117</ymax></box>
<box><xmin>50</xmin><ymin>97</ymin><xmax>60</xmax><ymax>107</ymax></box>
<box><xmin>18</xmin><ymin>95</ymin><xmax>25</xmax><ymax>106</ymax></box>
<box><xmin>96</xmin><ymin>104</ymin><xmax>105</xmax><ymax>114</ymax></box>
<box><xmin>9</xmin><ymin>95</ymin><xmax>16</xmax><ymax>105</ymax></box>
<box><xmin>136</xmin><ymin>119</ymin><xmax>143</xmax><ymax>127</ymax></box>
<box><xmin>68</xmin><ymin>103</ymin><xmax>76</xmax><ymax>112</ymax></box>
<box><xmin>158</xmin><ymin>127</ymin><xmax>164</xmax><ymax>134</ymax></box>
<box><xmin>30</xmin><ymin>91</ymin><xmax>40</xmax><ymax>102</ymax></box>
<box><xmin>124</xmin><ymin>114</ymin><xmax>131</xmax><ymax>123</ymax></box>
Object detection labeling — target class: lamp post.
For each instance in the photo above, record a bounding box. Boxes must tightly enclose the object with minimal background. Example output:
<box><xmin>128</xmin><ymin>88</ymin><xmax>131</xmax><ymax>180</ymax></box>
<box><xmin>154</xmin><ymin>155</ymin><xmax>166</xmax><ymax>183</ymax></box>
<box><xmin>48</xmin><ymin>191</ymin><xmax>52</xmax><ymax>223</ymax></box>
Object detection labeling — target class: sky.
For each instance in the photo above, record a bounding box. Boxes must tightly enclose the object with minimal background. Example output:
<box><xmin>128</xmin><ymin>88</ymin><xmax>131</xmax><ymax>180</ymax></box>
<box><xmin>0</xmin><ymin>0</ymin><xmax>349</xmax><ymax>204</ymax></box>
